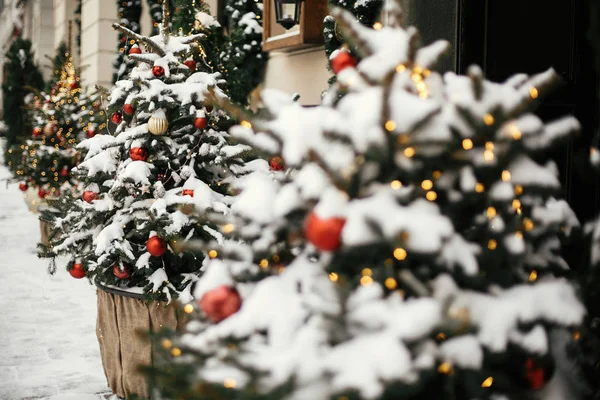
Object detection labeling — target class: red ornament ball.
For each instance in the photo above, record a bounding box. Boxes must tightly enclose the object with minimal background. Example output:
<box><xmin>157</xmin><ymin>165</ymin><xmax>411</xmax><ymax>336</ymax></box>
<box><xmin>38</xmin><ymin>188</ymin><xmax>47</xmax><ymax>199</ymax></box>
<box><xmin>32</xmin><ymin>127</ymin><xmax>42</xmax><ymax>137</ymax></box>
<box><xmin>269</xmin><ymin>156</ymin><xmax>285</xmax><ymax>171</ymax></box>
<box><xmin>111</xmin><ymin>112</ymin><xmax>123</xmax><ymax>124</ymax></box>
<box><xmin>129</xmin><ymin>147</ymin><xmax>149</xmax><ymax>162</ymax></box>
<box><xmin>60</xmin><ymin>166</ymin><xmax>69</xmax><ymax>177</ymax></box>
<box><xmin>184</xmin><ymin>59</ymin><xmax>196</xmax><ymax>72</ymax></box>
<box><xmin>525</xmin><ymin>358</ymin><xmax>546</xmax><ymax>390</ymax></box>
<box><xmin>82</xmin><ymin>190</ymin><xmax>97</xmax><ymax>203</ymax></box>
<box><xmin>123</xmin><ymin>103</ymin><xmax>134</xmax><ymax>115</ymax></box>
<box><xmin>128</xmin><ymin>45</ymin><xmax>142</xmax><ymax>55</ymax></box>
<box><xmin>152</xmin><ymin>65</ymin><xmax>165</xmax><ymax>78</ymax></box>
<box><xmin>193</xmin><ymin>117</ymin><xmax>208</xmax><ymax>129</ymax></box>
<box><xmin>331</xmin><ymin>51</ymin><xmax>358</xmax><ymax>75</ymax></box>
<box><xmin>146</xmin><ymin>236</ymin><xmax>167</xmax><ymax>257</ymax></box>
<box><xmin>304</xmin><ymin>211</ymin><xmax>346</xmax><ymax>251</ymax></box>
<box><xmin>69</xmin><ymin>263</ymin><xmax>86</xmax><ymax>279</ymax></box>
<box><xmin>182</xmin><ymin>189</ymin><xmax>194</xmax><ymax>197</ymax></box>
<box><xmin>19</xmin><ymin>183</ymin><xmax>27</xmax><ymax>192</ymax></box>
<box><xmin>199</xmin><ymin>286</ymin><xmax>242</xmax><ymax>323</ymax></box>
<box><xmin>70</xmin><ymin>81</ymin><xmax>78</xmax><ymax>90</ymax></box>
<box><xmin>113</xmin><ymin>264</ymin><xmax>131</xmax><ymax>279</ymax></box>
<box><xmin>87</xmin><ymin>128</ymin><xmax>96</xmax><ymax>138</ymax></box>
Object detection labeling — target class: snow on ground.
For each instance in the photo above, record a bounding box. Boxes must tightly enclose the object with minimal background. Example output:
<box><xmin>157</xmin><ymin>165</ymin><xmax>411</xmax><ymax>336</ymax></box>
<box><xmin>0</xmin><ymin>142</ymin><xmax>110</xmax><ymax>399</ymax></box>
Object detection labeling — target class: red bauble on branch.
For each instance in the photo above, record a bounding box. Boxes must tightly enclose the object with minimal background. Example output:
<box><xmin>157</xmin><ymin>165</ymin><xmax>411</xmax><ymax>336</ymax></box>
<box><xmin>193</xmin><ymin>116</ymin><xmax>207</xmax><ymax>129</ymax></box>
<box><xmin>330</xmin><ymin>51</ymin><xmax>358</xmax><ymax>74</ymax></box>
<box><xmin>152</xmin><ymin>65</ymin><xmax>165</xmax><ymax>78</ymax></box>
<box><xmin>87</xmin><ymin>128</ymin><xmax>96</xmax><ymax>138</ymax></box>
<box><xmin>19</xmin><ymin>183</ymin><xmax>27</xmax><ymax>192</ymax></box>
<box><xmin>69</xmin><ymin>263</ymin><xmax>86</xmax><ymax>279</ymax></box>
<box><xmin>38</xmin><ymin>188</ymin><xmax>47</xmax><ymax>199</ymax></box>
<box><xmin>111</xmin><ymin>112</ymin><xmax>123</xmax><ymax>124</ymax></box>
<box><xmin>199</xmin><ymin>286</ymin><xmax>242</xmax><ymax>323</ymax></box>
<box><xmin>304</xmin><ymin>211</ymin><xmax>346</xmax><ymax>251</ymax></box>
<box><xmin>194</xmin><ymin>110</ymin><xmax>207</xmax><ymax>129</ymax></box>
<box><xmin>182</xmin><ymin>189</ymin><xmax>194</xmax><ymax>197</ymax></box>
<box><xmin>129</xmin><ymin>147</ymin><xmax>149</xmax><ymax>161</ymax></box>
<box><xmin>184</xmin><ymin>59</ymin><xmax>196</xmax><ymax>72</ymax></box>
<box><xmin>113</xmin><ymin>264</ymin><xmax>131</xmax><ymax>279</ymax></box>
<box><xmin>32</xmin><ymin>127</ymin><xmax>42</xmax><ymax>137</ymax></box>
<box><xmin>128</xmin><ymin>44</ymin><xmax>142</xmax><ymax>55</ymax></box>
<box><xmin>60</xmin><ymin>166</ymin><xmax>69</xmax><ymax>177</ymax></box>
<box><xmin>146</xmin><ymin>236</ymin><xmax>167</xmax><ymax>257</ymax></box>
<box><xmin>123</xmin><ymin>103</ymin><xmax>134</xmax><ymax>115</ymax></box>
<box><xmin>70</xmin><ymin>81</ymin><xmax>78</xmax><ymax>90</ymax></box>
<box><xmin>269</xmin><ymin>156</ymin><xmax>285</xmax><ymax>171</ymax></box>
<box><xmin>525</xmin><ymin>358</ymin><xmax>546</xmax><ymax>390</ymax></box>
<box><xmin>82</xmin><ymin>190</ymin><xmax>97</xmax><ymax>203</ymax></box>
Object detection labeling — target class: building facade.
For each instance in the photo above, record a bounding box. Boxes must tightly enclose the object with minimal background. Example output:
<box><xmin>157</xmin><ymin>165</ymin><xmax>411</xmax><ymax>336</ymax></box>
<box><xmin>0</xmin><ymin>0</ymin><xmax>331</xmax><ymax>113</ymax></box>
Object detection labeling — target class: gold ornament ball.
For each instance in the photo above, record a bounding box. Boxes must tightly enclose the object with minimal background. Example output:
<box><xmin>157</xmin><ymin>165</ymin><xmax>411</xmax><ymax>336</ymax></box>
<box><xmin>43</xmin><ymin>122</ymin><xmax>58</xmax><ymax>136</ymax></box>
<box><xmin>148</xmin><ymin>114</ymin><xmax>168</xmax><ymax>135</ymax></box>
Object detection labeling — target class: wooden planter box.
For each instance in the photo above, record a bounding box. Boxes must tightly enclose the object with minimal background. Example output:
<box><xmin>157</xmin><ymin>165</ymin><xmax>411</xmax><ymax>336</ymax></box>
<box><xmin>96</xmin><ymin>284</ymin><xmax>186</xmax><ymax>399</ymax></box>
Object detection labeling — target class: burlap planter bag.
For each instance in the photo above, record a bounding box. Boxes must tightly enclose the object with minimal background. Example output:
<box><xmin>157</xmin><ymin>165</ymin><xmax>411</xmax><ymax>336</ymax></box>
<box><xmin>39</xmin><ymin>220</ymin><xmax>51</xmax><ymax>247</ymax></box>
<box><xmin>96</xmin><ymin>285</ymin><xmax>187</xmax><ymax>399</ymax></box>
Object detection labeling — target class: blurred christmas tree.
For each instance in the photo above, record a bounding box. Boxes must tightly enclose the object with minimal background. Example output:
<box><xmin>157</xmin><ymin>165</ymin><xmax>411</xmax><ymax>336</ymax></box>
<box><xmin>45</xmin><ymin>41</ymin><xmax>69</xmax><ymax>93</ymax></box>
<box><xmin>145</xmin><ymin>3</ymin><xmax>586</xmax><ymax>399</ymax></box>
<box><xmin>11</xmin><ymin>50</ymin><xmax>81</xmax><ymax>200</ymax></box>
<box><xmin>220</xmin><ymin>0</ymin><xmax>267</xmax><ymax>105</ymax></box>
<box><xmin>1</xmin><ymin>36</ymin><xmax>45</xmax><ymax>153</ymax></box>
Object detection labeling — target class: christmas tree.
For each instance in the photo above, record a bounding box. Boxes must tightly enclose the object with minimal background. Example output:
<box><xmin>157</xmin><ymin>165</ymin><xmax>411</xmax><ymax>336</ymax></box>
<box><xmin>221</xmin><ymin>0</ymin><xmax>267</xmax><ymax>105</ymax></box>
<box><xmin>11</xmin><ymin>50</ymin><xmax>81</xmax><ymax>199</ymax></box>
<box><xmin>113</xmin><ymin>0</ymin><xmax>143</xmax><ymax>82</ymax></box>
<box><xmin>145</xmin><ymin>4</ymin><xmax>586</xmax><ymax>399</ymax></box>
<box><xmin>40</xmin><ymin>3</ymin><xmax>252</xmax><ymax>301</ymax></box>
<box><xmin>171</xmin><ymin>0</ymin><xmax>224</xmax><ymax>78</ymax></box>
<box><xmin>45</xmin><ymin>41</ymin><xmax>69</xmax><ymax>93</ymax></box>
<box><xmin>1</xmin><ymin>36</ymin><xmax>45</xmax><ymax>151</ymax></box>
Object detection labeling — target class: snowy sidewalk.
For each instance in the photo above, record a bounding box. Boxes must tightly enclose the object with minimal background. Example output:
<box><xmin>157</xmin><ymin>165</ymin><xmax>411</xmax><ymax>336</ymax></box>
<box><xmin>0</xmin><ymin>154</ymin><xmax>109</xmax><ymax>399</ymax></box>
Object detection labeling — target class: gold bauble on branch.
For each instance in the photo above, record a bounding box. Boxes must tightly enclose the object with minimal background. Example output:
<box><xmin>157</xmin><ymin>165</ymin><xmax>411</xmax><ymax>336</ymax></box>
<box><xmin>148</xmin><ymin>109</ymin><xmax>168</xmax><ymax>135</ymax></box>
<box><xmin>43</xmin><ymin>121</ymin><xmax>58</xmax><ymax>136</ymax></box>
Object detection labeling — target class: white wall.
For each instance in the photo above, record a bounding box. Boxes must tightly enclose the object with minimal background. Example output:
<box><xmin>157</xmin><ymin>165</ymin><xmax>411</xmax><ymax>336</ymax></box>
<box><xmin>53</xmin><ymin>0</ymin><xmax>78</xmax><ymax>64</ymax></box>
<box><xmin>31</xmin><ymin>0</ymin><xmax>54</xmax><ymax>81</ymax></box>
<box><xmin>263</xmin><ymin>47</ymin><xmax>330</xmax><ymax>106</ymax></box>
<box><xmin>79</xmin><ymin>0</ymin><xmax>118</xmax><ymax>90</ymax></box>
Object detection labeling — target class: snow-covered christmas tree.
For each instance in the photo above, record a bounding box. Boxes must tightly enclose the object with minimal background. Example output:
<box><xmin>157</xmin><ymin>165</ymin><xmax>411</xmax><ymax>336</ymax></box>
<box><xmin>1</xmin><ymin>36</ymin><xmax>45</xmax><ymax>152</ymax></box>
<box><xmin>220</xmin><ymin>0</ymin><xmax>266</xmax><ymax>105</ymax></box>
<box><xmin>11</xmin><ymin>49</ymin><xmax>81</xmax><ymax>199</ymax></box>
<box><xmin>145</xmin><ymin>3</ymin><xmax>586</xmax><ymax>399</ymax></box>
<box><xmin>40</xmin><ymin>3</ymin><xmax>251</xmax><ymax>301</ymax></box>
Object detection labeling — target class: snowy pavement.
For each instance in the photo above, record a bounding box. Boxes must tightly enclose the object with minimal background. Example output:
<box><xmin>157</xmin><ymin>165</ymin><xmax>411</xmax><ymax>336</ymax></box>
<box><xmin>0</xmin><ymin>149</ymin><xmax>110</xmax><ymax>399</ymax></box>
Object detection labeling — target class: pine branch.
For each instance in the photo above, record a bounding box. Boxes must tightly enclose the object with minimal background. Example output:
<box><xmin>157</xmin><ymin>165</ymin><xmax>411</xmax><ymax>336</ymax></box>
<box><xmin>128</xmin><ymin>53</ymin><xmax>158</xmax><ymax>66</ymax></box>
<box><xmin>468</xmin><ymin>65</ymin><xmax>484</xmax><ymax>100</ymax></box>
<box><xmin>161</xmin><ymin>0</ymin><xmax>170</xmax><ymax>44</ymax></box>
<box><xmin>386</xmin><ymin>0</ymin><xmax>408</xmax><ymax>28</ymax></box>
<box><xmin>112</xmin><ymin>23</ymin><xmax>165</xmax><ymax>57</ymax></box>
<box><xmin>205</xmin><ymin>89</ymin><xmax>254</xmax><ymax>124</ymax></box>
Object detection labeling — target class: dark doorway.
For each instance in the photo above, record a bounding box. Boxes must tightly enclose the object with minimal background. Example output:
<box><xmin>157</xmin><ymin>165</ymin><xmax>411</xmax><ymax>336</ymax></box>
<box><xmin>455</xmin><ymin>0</ymin><xmax>600</xmax><ymax>268</ymax></box>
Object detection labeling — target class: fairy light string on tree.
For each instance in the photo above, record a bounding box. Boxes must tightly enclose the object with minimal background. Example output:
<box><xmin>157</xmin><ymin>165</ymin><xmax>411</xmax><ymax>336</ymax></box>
<box><xmin>144</xmin><ymin>1</ymin><xmax>586</xmax><ymax>398</ymax></box>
